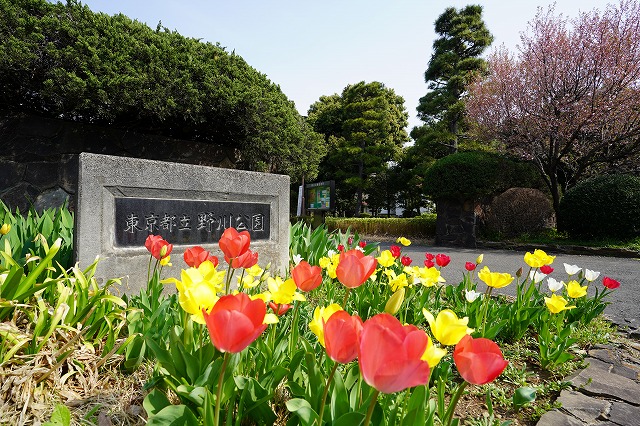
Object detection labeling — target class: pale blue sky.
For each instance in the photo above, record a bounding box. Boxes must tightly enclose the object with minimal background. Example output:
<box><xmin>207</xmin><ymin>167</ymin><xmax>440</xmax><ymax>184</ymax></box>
<box><xmin>80</xmin><ymin>0</ymin><xmax>611</xmax><ymax>132</ymax></box>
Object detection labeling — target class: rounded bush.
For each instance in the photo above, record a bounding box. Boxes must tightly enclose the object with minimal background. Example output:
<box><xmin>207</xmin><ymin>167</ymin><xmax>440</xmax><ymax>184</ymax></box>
<box><xmin>558</xmin><ymin>174</ymin><xmax>640</xmax><ymax>239</ymax></box>
<box><xmin>423</xmin><ymin>151</ymin><xmax>543</xmax><ymax>201</ymax></box>
<box><xmin>484</xmin><ymin>188</ymin><xmax>555</xmax><ymax>237</ymax></box>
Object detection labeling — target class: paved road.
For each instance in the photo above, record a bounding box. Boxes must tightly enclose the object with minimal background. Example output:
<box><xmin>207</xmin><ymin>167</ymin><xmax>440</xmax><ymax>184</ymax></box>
<box><xmin>377</xmin><ymin>243</ymin><xmax>640</xmax><ymax>328</ymax></box>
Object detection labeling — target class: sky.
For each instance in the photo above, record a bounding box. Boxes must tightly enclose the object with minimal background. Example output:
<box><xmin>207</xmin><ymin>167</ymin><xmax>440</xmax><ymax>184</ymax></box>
<box><xmin>80</xmin><ymin>0</ymin><xmax>612</xmax><ymax>132</ymax></box>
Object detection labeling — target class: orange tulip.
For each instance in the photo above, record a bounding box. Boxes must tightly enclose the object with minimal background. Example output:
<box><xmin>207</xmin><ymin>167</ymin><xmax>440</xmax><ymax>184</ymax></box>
<box><xmin>219</xmin><ymin>227</ymin><xmax>251</xmax><ymax>263</ymax></box>
<box><xmin>231</xmin><ymin>249</ymin><xmax>259</xmax><ymax>269</ymax></box>
<box><xmin>358</xmin><ymin>313</ymin><xmax>430</xmax><ymax>393</ymax></box>
<box><xmin>324</xmin><ymin>310</ymin><xmax>363</xmax><ymax>364</ymax></box>
<box><xmin>183</xmin><ymin>246</ymin><xmax>219</xmax><ymax>268</ymax></box>
<box><xmin>145</xmin><ymin>234</ymin><xmax>173</xmax><ymax>260</ymax></box>
<box><xmin>453</xmin><ymin>335</ymin><xmax>508</xmax><ymax>385</ymax></box>
<box><xmin>336</xmin><ymin>249</ymin><xmax>377</xmax><ymax>288</ymax></box>
<box><xmin>292</xmin><ymin>260</ymin><xmax>323</xmax><ymax>292</ymax></box>
<box><xmin>202</xmin><ymin>293</ymin><xmax>267</xmax><ymax>353</ymax></box>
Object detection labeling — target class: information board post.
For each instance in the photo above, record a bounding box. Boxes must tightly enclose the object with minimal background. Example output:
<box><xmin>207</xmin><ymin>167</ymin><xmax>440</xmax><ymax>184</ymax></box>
<box><xmin>305</xmin><ymin>180</ymin><xmax>335</xmax><ymax>226</ymax></box>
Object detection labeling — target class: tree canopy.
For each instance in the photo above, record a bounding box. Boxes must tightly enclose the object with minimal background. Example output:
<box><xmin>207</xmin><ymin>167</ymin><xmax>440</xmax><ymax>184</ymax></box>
<box><xmin>467</xmin><ymin>1</ymin><xmax>640</xmax><ymax>213</ymax></box>
<box><xmin>308</xmin><ymin>81</ymin><xmax>409</xmax><ymax>216</ymax></box>
<box><xmin>0</xmin><ymin>0</ymin><xmax>324</xmax><ymax>181</ymax></box>
<box><xmin>413</xmin><ymin>5</ymin><xmax>493</xmax><ymax>155</ymax></box>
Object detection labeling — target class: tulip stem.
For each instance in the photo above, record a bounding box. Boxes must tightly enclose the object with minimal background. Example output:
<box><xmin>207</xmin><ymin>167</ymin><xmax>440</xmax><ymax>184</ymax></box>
<box><xmin>225</xmin><ymin>262</ymin><xmax>234</xmax><ymax>294</ymax></box>
<box><xmin>443</xmin><ymin>381</ymin><xmax>468</xmax><ymax>426</ymax></box>
<box><xmin>214</xmin><ymin>352</ymin><xmax>231</xmax><ymax>426</ymax></box>
<box><xmin>316</xmin><ymin>362</ymin><xmax>339</xmax><ymax>426</ymax></box>
<box><xmin>288</xmin><ymin>301</ymin><xmax>300</xmax><ymax>354</ymax></box>
<box><xmin>341</xmin><ymin>288</ymin><xmax>351</xmax><ymax>310</ymax></box>
<box><xmin>363</xmin><ymin>389</ymin><xmax>380</xmax><ymax>426</ymax></box>
<box><xmin>480</xmin><ymin>287</ymin><xmax>493</xmax><ymax>336</ymax></box>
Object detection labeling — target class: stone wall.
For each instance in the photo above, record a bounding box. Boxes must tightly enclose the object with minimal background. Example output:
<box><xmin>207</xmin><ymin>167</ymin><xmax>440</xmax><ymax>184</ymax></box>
<box><xmin>0</xmin><ymin>114</ymin><xmax>238</xmax><ymax>212</ymax></box>
<box><xmin>435</xmin><ymin>199</ymin><xmax>477</xmax><ymax>247</ymax></box>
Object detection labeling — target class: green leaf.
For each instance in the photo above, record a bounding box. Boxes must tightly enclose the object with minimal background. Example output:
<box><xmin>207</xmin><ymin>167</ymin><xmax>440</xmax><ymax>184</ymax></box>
<box><xmin>143</xmin><ymin>389</ymin><xmax>172</xmax><ymax>416</ymax></box>
<box><xmin>146</xmin><ymin>405</ymin><xmax>199</xmax><ymax>426</ymax></box>
<box><xmin>43</xmin><ymin>404</ymin><xmax>71</xmax><ymax>426</ymax></box>
<box><xmin>513</xmin><ymin>386</ymin><xmax>537</xmax><ymax>410</ymax></box>
<box><xmin>286</xmin><ymin>398</ymin><xmax>319</xmax><ymax>426</ymax></box>
<box><xmin>332</xmin><ymin>411</ymin><xmax>365</xmax><ymax>426</ymax></box>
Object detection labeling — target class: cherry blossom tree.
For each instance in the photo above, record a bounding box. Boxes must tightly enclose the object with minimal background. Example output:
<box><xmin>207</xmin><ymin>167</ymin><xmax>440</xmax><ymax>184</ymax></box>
<box><xmin>466</xmin><ymin>1</ymin><xmax>640</xmax><ymax>214</ymax></box>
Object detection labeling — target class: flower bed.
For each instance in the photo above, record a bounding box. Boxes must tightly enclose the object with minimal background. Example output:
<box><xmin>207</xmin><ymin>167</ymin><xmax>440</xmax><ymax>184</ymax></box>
<box><xmin>0</xmin><ymin>219</ymin><xmax>623</xmax><ymax>425</ymax></box>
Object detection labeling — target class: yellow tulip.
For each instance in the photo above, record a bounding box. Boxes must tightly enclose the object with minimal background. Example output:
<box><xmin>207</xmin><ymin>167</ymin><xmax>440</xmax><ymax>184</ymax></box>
<box><xmin>524</xmin><ymin>249</ymin><xmax>556</xmax><ymax>268</ymax></box>
<box><xmin>566</xmin><ymin>280</ymin><xmax>588</xmax><ymax>298</ymax></box>
<box><xmin>377</xmin><ymin>250</ymin><xmax>396</xmax><ymax>268</ymax></box>
<box><xmin>319</xmin><ymin>256</ymin><xmax>331</xmax><ymax>269</ymax></box>
<box><xmin>421</xmin><ymin>338</ymin><xmax>448</xmax><ymax>368</ymax></box>
<box><xmin>545</xmin><ymin>294</ymin><xmax>575</xmax><ymax>314</ymax></box>
<box><xmin>266</xmin><ymin>276</ymin><xmax>306</xmax><ymax>305</ymax></box>
<box><xmin>396</xmin><ymin>237</ymin><xmax>411</xmax><ymax>246</ymax></box>
<box><xmin>478</xmin><ymin>266</ymin><xmax>514</xmax><ymax>289</ymax></box>
<box><xmin>309</xmin><ymin>303</ymin><xmax>342</xmax><ymax>347</ymax></box>
<box><xmin>384</xmin><ymin>287</ymin><xmax>405</xmax><ymax>315</ymax></box>
<box><xmin>423</xmin><ymin>308</ymin><xmax>474</xmax><ymax>346</ymax></box>
<box><xmin>414</xmin><ymin>266</ymin><xmax>445</xmax><ymax>287</ymax></box>
<box><xmin>163</xmin><ymin>260</ymin><xmax>225</xmax><ymax>323</ymax></box>
<box><xmin>0</xmin><ymin>224</ymin><xmax>10</xmax><ymax>235</ymax></box>
<box><xmin>476</xmin><ymin>254</ymin><xmax>484</xmax><ymax>265</ymax></box>
<box><xmin>387</xmin><ymin>271</ymin><xmax>408</xmax><ymax>292</ymax></box>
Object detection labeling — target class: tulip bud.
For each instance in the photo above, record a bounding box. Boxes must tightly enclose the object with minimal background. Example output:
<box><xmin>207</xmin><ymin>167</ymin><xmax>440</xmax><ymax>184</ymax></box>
<box><xmin>0</xmin><ymin>224</ymin><xmax>10</xmax><ymax>235</ymax></box>
<box><xmin>264</xmin><ymin>262</ymin><xmax>272</xmax><ymax>271</ymax></box>
<box><xmin>516</xmin><ymin>267</ymin><xmax>523</xmax><ymax>278</ymax></box>
<box><xmin>476</xmin><ymin>254</ymin><xmax>484</xmax><ymax>265</ymax></box>
<box><xmin>384</xmin><ymin>288</ymin><xmax>405</xmax><ymax>315</ymax></box>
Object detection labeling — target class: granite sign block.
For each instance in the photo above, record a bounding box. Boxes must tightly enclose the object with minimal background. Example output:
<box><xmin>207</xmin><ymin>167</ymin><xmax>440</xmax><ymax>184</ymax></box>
<box><xmin>75</xmin><ymin>153</ymin><xmax>289</xmax><ymax>292</ymax></box>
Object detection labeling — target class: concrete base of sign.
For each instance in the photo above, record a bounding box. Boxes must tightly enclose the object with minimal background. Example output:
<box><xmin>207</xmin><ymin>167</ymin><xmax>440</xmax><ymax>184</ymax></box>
<box><xmin>75</xmin><ymin>153</ymin><xmax>290</xmax><ymax>293</ymax></box>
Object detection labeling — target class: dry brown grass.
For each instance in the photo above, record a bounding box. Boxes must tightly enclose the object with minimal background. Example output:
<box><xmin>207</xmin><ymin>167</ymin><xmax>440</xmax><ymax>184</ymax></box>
<box><xmin>0</xmin><ymin>327</ymin><xmax>151</xmax><ymax>426</ymax></box>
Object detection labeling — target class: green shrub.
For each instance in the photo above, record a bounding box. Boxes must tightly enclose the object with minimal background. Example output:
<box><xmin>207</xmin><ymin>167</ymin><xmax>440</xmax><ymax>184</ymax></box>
<box><xmin>325</xmin><ymin>216</ymin><xmax>436</xmax><ymax>238</ymax></box>
<box><xmin>484</xmin><ymin>188</ymin><xmax>555</xmax><ymax>237</ymax></box>
<box><xmin>423</xmin><ymin>151</ymin><xmax>543</xmax><ymax>201</ymax></box>
<box><xmin>558</xmin><ymin>174</ymin><xmax>640</xmax><ymax>239</ymax></box>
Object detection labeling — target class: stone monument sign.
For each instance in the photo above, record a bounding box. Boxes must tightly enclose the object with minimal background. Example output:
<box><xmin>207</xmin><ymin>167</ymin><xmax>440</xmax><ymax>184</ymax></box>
<box><xmin>75</xmin><ymin>153</ymin><xmax>289</xmax><ymax>292</ymax></box>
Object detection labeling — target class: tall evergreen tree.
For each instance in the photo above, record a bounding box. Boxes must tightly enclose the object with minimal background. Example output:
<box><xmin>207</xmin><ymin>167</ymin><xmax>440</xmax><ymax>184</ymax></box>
<box><xmin>308</xmin><ymin>82</ymin><xmax>408</xmax><ymax>216</ymax></box>
<box><xmin>414</xmin><ymin>5</ymin><xmax>493</xmax><ymax>155</ymax></box>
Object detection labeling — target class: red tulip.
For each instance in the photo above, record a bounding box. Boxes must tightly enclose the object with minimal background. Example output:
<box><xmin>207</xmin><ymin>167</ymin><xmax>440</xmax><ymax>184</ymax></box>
<box><xmin>219</xmin><ymin>227</ymin><xmax>251</xmax><ymax>263</ymax></box>
<box><xmin>358</xmin><ymin>313</ymin><xmax>431</xmax><ymax>393</ymax></box>
<box><xmin>435</xmin><ymin>254</ymin><xmax>451</xmax><ymax>267</ymax></box>
<box><xmin>183</xmin><ymin>246</ymin><xmax>219</xmax><ymax>268</ymax></box>
<box><xmin>359</xmin><ymin>241</ymin><xmax>367</xmax><ymax>249</ymax></box>
<box><xmin>291</xmin><ymin>260</ymin><xmax>323</xmax><ymax>292</ymax></box>
<box><xmin>337</xmin><ymin>244</ymin><xmax>345</xmax><ymax>252</ymax></box>
<box><xmin>390</xmin><ymin>245</ymin><xmax>401</xmax><ymax>258</ymax></box>
<box><xmin>231</xmin><ymin>249</ymin><xmax>258</xmax><ymax>269</ymax></box>
<box><xmin>323</xmin><ymin>310</ymin><xmax>363</xmax><ymax>364</ymax></box>
<box><xmin>540</xmin><ymin>265</ymin><xmax>554</xmax><ymax>274</ymax></box>
<box><xmin>465</xmin><ymin>262</ymin><xmax>476</xmax><ymax>271</ymax></box>
<box><xmin>348</xmin><ymin>237</ymin><xmax>354</xmax><ymax>246</ymax></box>
<box><xmin>401</xmin><ymin>256</ymin><xmax>412</xmax><ymax>266</ymax></box>
<box><xmin>603</xmin><ymin>276</ymin><xmax>621</xmax><ymax>289</ymax></box>
<box><xmin>425</xmin><ymin>253</ymin><xmax>435</xmax><ymax>261</ymax></box>
<box><xmin>203</xmin><ymin>293</ymin><xmax>267</xmax><ymax>353</ymax></box>
<box><xmin>268</xmin><ymin>302</ymin><xmax>292</xmax><ymax>316</ymax></box>
<box><xmin>453</xmin><ymin>335</ymin><xmax>508</xmax><ymax>385</ymax></box>
<box><xmin>424</xmin><ymin>259</ymin><xmax>435</xmax><ymax>268</ymax></box>
<box><xmin>336</xmin><ymin>249</ymin><xmax>377</xmax><ymax>288</ymax></box>
<box><xmin>145</xmin><ymin>234</ymin><xmax>172</xmax><ymax>260</ymax></box>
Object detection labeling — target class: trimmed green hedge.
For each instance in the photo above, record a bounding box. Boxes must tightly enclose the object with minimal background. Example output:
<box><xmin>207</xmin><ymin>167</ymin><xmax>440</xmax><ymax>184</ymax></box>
<box><xmin>423</xmin><ymin>151</ymin><xmax>543</xmax><ymax>200</ymax></box>
<box><xmin>558</xmin><ymin>174</ymin><xmax>640</xmax><ymax>239</ymax></box>
<box><xmin>325</xmin><ymin>215</ymin><xmax>436</xmax><ymax>238</ymax></box>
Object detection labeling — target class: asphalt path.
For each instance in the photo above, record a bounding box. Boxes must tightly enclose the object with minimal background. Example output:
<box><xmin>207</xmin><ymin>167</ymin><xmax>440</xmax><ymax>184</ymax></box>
<box><xmin>376</xmin><ymin>242</ymin><xmax>640</xmax><ymax>328</ymax></box>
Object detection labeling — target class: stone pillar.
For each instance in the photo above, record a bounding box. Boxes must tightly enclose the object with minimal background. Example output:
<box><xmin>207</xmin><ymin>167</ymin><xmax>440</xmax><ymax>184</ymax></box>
<box><xmin>435</xmin><ymin>199</ymin><xmax>476</xmax><ymax>247</ymax></box>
